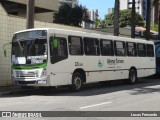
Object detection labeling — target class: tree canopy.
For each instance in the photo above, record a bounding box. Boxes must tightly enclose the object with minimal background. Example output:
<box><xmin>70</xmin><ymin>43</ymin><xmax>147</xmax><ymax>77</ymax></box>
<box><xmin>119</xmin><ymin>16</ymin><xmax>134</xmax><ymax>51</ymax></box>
<box><xmin>153</xmin><ymin>0</ymin><xmax>159</xmax><ymax>5</ymax></box>
<box><xmin>105</xmin><ymin>9</ymin><xmax>143</xmax><ymax>27</ymax></box>
<box><xmin>53</xmin><ymin>3</ymin><xmax>89</xmax><ymax>27</ymax></box>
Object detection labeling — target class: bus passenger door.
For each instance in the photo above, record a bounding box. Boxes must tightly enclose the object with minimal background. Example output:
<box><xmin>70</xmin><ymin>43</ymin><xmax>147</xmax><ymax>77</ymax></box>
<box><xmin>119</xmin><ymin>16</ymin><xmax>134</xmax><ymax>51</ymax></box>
<box><xmin>83</xmin><ymin>37</ymin><xmax>99</xmax><ymax>83</ymax></box>
<box><xmin>49</xmin><ymin>34</ymin><xmax>71</xmax><ymax>86</ymax></box>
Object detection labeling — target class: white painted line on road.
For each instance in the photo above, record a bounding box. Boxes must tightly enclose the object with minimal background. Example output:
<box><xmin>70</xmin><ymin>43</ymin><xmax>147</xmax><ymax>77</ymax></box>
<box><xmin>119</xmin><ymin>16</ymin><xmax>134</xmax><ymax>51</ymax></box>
<box><xmin>80</xmin><ymin>102</ymin><xmax>112</xmax><ymax>110</ymax></box>
<box><xmin>153</xmin><ymin>92</ymin><xmax>158</xmax><ymax>94</ymax></box>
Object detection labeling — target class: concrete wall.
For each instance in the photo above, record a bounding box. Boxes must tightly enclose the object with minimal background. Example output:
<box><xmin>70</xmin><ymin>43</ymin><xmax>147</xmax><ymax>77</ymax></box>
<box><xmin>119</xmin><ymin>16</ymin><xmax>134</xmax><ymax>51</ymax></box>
<box><xmin>8</xmin><ymin>0</ymin><xmax>59</xmax><ymax>11</ymax></box>
<box><xmin>0</xmin><ymin>4</ymin><xmax>111</xmax><ymax>86</ymax></box>
<box><xmin>35</xmin><ymin>12</ymin><xmax>54</xmax><ymax>23</ymax></box>
<box><xmin>4</xmin><ymin>0</ymin><xmax>59</xmax><ymax>23</ymax></box>
<box><xmin>0</xmin><ymin>4</ymin><xmax>13</xmax><ymax>86</ymax></box>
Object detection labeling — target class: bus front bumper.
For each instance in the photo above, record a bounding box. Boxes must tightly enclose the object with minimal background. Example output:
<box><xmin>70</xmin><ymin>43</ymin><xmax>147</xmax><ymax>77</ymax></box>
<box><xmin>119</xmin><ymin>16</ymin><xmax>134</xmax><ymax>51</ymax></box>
<box><xmin>13</xmin><ymin>76</ymin><xmax>50</xmax><ymax>86</ymax></box>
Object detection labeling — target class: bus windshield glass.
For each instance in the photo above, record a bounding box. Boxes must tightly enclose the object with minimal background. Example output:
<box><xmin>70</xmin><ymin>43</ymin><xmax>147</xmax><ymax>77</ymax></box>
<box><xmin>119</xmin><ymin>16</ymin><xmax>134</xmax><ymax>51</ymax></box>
<box><xmin>12</xmin><ymin>30</ymin><xmax>47</xmax><ymax>65</ymax></box>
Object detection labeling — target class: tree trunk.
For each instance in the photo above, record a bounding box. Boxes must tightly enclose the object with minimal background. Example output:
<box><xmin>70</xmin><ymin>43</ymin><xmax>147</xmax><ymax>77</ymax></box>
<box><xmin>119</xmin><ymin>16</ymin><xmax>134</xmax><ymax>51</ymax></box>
<box><xmin>146</xmin><ymin>0</ymin><xmax>151</xmax><ymax>40</ymax></box>
<box><xmin>131</xmin><ymin>0</ymin><xmax>135</xmax><ymax>38</ymax></box>
<box><xmin>158</xmin><ymin>1</ymin><xmax>160</xmax><ymax>39</ymax></box>
<box><xmin>26</xmin><ymin>0</ymin><xmax>35</xmax><ymax>29</ymax></box>
<box><xmin>158</xmin><ymin>15</ymin><xmax>160</xmax><ymax>39</ymax></box>
<box><xmin>153</xmin><ymin>0</ymin><xmax>160</xmax><ymax>39</ymax></box>
<box><xmin>114</xmin><ymin>0</ymin><xmax>119</xmax><ymax>36</ymax></box>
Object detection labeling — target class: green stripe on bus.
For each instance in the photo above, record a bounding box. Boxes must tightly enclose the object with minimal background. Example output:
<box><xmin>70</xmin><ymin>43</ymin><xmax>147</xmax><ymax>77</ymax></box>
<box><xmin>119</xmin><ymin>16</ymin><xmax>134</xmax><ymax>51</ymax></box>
<box><xmin>12</xmin><ymin>63</ymin><xmax>47</xmax><ymax>69</ymax></box>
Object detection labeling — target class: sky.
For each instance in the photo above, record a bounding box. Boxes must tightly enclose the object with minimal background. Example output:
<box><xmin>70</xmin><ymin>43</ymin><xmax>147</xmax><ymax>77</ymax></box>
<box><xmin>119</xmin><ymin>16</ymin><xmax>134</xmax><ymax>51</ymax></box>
<box><xmin>78</xmin><ymin>0</ymin><xmax>115</xmax><ymax>20</ymax></box>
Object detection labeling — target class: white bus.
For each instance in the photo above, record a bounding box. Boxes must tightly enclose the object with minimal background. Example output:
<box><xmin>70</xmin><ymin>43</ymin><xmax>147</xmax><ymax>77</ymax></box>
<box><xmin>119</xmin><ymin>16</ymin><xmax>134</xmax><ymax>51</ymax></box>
<box><xmin>9</xmin><ymin>28</ymin><xmax>156</xmax><ymax>90</ymax></box>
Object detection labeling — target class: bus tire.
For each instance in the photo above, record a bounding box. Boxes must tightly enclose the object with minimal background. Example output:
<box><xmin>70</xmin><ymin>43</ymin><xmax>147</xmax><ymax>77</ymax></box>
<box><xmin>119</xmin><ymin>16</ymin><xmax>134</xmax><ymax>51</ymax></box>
<box><xmin>128</xmin><ymin>69</ymin><xmax>137</xmax><ymax>84</ymax></box>
<box><xmin>71</xmin><ymin>72</ymin><xmax>83</xmax><ymax>91</ymax></box>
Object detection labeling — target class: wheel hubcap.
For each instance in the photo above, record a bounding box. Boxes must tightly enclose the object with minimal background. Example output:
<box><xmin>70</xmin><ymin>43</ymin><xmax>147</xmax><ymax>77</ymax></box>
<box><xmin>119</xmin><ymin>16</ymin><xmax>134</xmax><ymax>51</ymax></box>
<box><xmin>131</xmin><ymin>71</ymin><xmax>136</xmax><ymax>82</ymax></box>
<box><xmin>74</xmin><ymin>77</ymin><xmax>81</xmax><ymax>88</ymax></box>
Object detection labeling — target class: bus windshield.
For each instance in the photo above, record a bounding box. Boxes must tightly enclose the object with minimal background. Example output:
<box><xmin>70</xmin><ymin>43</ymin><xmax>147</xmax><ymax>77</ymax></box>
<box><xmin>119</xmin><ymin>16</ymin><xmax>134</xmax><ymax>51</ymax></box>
<box><xmin>155</xmin><ymin>42</ymin><xmax>160</xmax><ymax>58</ymax></box>
<box><xmin>12</xmin><ymin>30</ymin><xmax>47</xmax><ymax>65</ymax></box>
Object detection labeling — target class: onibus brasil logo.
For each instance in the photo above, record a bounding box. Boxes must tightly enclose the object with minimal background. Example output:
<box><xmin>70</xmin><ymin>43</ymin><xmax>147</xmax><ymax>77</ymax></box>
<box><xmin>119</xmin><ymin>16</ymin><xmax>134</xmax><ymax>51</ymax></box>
<box><xmin>98</xmin><ymin>60</ymin><xmax>104</xmax><ymax>68</ymax></box>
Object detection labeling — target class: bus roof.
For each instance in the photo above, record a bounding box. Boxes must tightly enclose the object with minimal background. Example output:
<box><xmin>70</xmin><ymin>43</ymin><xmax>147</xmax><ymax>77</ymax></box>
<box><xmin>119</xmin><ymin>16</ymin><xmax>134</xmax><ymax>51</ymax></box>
<box><xmin>14</xmin><ymin>28</ymin><xmax>154</xmax><ymax>44</ymax></box>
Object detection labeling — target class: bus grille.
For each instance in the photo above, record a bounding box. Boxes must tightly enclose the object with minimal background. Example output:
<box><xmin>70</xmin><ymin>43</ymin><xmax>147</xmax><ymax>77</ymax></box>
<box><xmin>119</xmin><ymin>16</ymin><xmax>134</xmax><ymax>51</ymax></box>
<box><xmin>17</xmin><ymin>81</ymin><xmax>36</xmax><ymax>85</ymax></box>
<box><xmin>15</xmin><ymin>71</ymin><xmax>37</xmax><ymax>78</ymax></box>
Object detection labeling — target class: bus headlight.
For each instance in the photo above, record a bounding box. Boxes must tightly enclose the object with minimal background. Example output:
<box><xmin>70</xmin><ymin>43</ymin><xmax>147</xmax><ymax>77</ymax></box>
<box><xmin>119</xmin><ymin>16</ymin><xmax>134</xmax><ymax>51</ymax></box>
<box><xmin>41</xmin><ymin>68</ymin><xmax>47</xmax><ymax>77</ymax></box>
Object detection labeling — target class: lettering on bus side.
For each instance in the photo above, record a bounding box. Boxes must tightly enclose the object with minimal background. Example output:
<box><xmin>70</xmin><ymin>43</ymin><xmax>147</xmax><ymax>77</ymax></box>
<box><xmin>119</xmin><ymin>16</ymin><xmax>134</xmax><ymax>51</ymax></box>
<box><xmin>107</xmin><ymin>59</ymin><xmax>124</xmax><ymax>65</ymax></box>
<box><xmin>75</xmin><ymin>62</ymin><xmax>83</xmax><ymax>66</ymax></box>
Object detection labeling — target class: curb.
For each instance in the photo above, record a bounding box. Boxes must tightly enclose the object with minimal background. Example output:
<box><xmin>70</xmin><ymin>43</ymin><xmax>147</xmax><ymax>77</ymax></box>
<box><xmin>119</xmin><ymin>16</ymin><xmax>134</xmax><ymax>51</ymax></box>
<box><xmin>0</xmin><ymin>88</ymin><xmax>36</xmax><ymax>96</ymax></box>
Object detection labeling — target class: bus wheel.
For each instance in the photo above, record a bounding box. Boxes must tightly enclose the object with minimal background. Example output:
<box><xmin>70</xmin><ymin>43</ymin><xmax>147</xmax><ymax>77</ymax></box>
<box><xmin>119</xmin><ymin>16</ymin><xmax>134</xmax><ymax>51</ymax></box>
<box><xmin>129</xmin><ymin>69</ymin><xmax>137</xmax><ymax>84</ymax></box>
<box><xmin>71</xmin><ymin>72</ymin><xmax>83</xmax><ymax>91</ymax></box>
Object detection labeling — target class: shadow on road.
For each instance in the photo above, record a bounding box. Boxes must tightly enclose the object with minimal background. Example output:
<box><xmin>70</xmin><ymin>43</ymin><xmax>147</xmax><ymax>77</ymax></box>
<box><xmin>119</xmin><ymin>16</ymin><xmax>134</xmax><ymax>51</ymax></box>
<box><xmin>1</xmin><ymin>78</ymin><xmax>160</xmax><ymax>98</ymax></box>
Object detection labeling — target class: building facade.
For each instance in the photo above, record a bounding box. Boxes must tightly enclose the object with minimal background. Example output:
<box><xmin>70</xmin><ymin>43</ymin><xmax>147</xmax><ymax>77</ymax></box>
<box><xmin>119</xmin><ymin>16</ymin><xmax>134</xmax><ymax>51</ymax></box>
<box><xmin>82</xmin><ymin>9</ymin><xmax>99</xmax><ymax>28</ymax></box>
<box><xmin>120</xmin><ymin>0</ymin><xmax>143</xmax><ymax>16</ymax></box>
<box><xmin>120</xmin><ymin>0</ymin><xmax>129</xmax><ymax>10</ymax></box>
<box><xmin>0</xmin><ymin>0</ymin><xmax>59</xmax><ymax>23</ymax></box>
<box><xmin>120</xmin><ymin>0</ymin><xmax>157</xmax><ymax>23</ymax></box>
<box><xmin>108</xmin><ymin>8</ymin><xmax>114</xmax><ymax>14</ymax></box>
<box><xmin>87</xmin><ymin>9</ymin><xmax>99</xmax><ymax>21</ymax></box>
<box><xmin>59</xmin><ymin>0</ymin><xmax>78</xmax><ymax>8</ymax></box>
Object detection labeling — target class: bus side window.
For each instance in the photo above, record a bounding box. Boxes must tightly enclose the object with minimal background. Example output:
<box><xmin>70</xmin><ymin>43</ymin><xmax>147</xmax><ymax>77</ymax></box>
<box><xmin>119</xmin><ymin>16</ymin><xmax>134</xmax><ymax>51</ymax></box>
<box><xmin>68</xmin><ymin>36</ymin><xmax>83</xmax><ymax>55</ymax></box>
<box><xmin>84</xmin><ymin>37</ymin><xmax>100</xmax><ymax>56</ymax></box>
<box><xmin>147</xmin><ymin>44</ymin><xmax>154</xmax><ymax>57</ymax></box>
<box><xmin>49</xmin><ymin>36</ymin><xmax>68</xmax><ymax>64</ymax></box>
<box><xmin>114</xmin><ymin>41</ymin><xmax>126</xmax><ymax>56</ymax></box>
<box><xmin>137</xmin><ymin>43</ymin><xmax>146</xmax><ymax>57</ymax></box>
<box><xmin>100</xmin><ymin>39</ymin><xmax>114</xmax><ymax>56</ymax></box>
<box><xmin>126</xmin><ymin>42</ymin><xmax>137</xmax><ymax>56</ymax></box>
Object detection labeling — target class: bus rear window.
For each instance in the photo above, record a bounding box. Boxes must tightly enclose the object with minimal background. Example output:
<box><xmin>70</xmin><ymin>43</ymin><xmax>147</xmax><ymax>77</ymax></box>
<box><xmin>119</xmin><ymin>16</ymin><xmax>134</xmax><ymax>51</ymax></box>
<box><xmin>147</xmin><ymin>44</ymin><xmax>154</xmax><ymax>57</ymax></box>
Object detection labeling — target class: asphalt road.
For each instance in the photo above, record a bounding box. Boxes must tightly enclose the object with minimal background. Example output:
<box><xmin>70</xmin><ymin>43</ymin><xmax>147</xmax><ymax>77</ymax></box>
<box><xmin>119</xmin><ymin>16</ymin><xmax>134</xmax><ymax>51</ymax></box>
<box><xmin>0</xmin><ymin>78</ymin><xmax>160</xmax><ymax>120</ymax></box>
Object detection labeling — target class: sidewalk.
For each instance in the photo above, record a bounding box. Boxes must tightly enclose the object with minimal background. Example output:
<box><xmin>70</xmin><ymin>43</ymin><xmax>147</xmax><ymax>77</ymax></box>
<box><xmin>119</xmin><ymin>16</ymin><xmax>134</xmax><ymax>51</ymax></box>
<box><xmin>0</xmin><ymin>86</ymin><xmax>33</xmax><ymax>96</ymax></box>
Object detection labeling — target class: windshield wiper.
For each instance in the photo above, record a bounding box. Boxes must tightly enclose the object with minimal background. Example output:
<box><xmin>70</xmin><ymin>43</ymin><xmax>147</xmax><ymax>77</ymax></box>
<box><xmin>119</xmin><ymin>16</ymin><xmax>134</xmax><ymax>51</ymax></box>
<box><xmin>17</xmin><ymin>39</ymin><xmax>24</xmax><ymax>51</ymax></box>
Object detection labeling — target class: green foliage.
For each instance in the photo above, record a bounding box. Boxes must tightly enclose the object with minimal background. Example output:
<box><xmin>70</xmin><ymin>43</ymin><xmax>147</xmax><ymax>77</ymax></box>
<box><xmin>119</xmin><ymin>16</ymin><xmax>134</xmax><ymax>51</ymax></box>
<box><xmin>150</xmin><ymin>23</ymin><xmax>158</xmax><ymax>31</ymax></box>
<box><xmin>95</xmin><ymin>19</ymin><xmax>110</xmax><ymax>28</ymax></box>
<box><xmin>53</xmin><ymin>3</ymin><xmax>89</xmax><ymax>27</ymax></box>
<box><xmin>153</xmin><ymin>0</ymin><xmax>159</xmax><ymax>5</ymax></box>
<box><xmin>105</xmin><ymin>9</ymin><xmax>143</xmax><ymax>27</ymax></box>
<box><xmin>105</xmin><ymin>13</ymin><xmax>114</xmax><ymax>26</ymax></box>
<box><xmin>95</xmin><ymin>19</ymin><xmax>101</xmax><ymax>28</ymax></box>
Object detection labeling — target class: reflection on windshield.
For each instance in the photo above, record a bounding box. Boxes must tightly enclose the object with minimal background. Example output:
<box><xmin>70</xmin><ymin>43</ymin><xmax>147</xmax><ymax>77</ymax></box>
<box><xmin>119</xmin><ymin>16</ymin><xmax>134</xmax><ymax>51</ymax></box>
<box><xmin>156</xmin><ymin>47</ymin><xmax>160</xmax><ymax>57</ymax></box>
<box><xmin>155</xmin><ymin>43</ymin><xmax>160</xmax><ymax>58</ymax></box>
<box><xmin>12</xmin><ymin>39</ymin><xmax>47</xmax><ymax>65</ymax></box>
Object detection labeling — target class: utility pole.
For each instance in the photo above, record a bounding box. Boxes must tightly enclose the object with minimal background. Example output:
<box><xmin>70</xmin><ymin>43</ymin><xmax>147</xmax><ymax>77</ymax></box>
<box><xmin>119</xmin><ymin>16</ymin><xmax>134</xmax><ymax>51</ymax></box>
<box><xmin>114</xmin><ymin>0</ymin><xmax>120</xmax><ymax>36</ymax></box>
<box><xmin>131</xmin><ymin>0</ymin><xmax>135</xmax><ymax>38</ymax></box>
<box><xmin>158</xmin><ymin>0</ymin><xmax>160</xmax><ymax>40</ymax></box>
<box><xmin>158</xmin><ymin>15</ymin><xmax>160</xmax><ymax>40</ymax></box>
<box><xmin>146</xmin><ymin>0</ymin><xmax>151</xmax><ymax>40</ymax></box>
<box><xmin>72</xmin><ymin>0</ymin><xmax>75</xmax><ymax>8</ymax></box>
<box><xmin>26</xmin><ymin>0</ymin><xmax>35</xmax><ymax>29</ymax></box>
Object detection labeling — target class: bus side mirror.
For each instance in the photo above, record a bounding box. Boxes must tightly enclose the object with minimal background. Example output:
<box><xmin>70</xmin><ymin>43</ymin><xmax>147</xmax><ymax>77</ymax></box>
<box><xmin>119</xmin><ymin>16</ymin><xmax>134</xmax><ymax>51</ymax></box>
<box><xmin>4</xmin><ymin>49</ymin><xmax>7</xmax><ymax>57</ymax></box>
<box><xmin>3</xmin><ymin>42</ymin><xmax>11</xmax><ymax>57</ymax></box>
<box><xmin>52</xmin><ymin>35</ymin><xmax>58</xmax><ymax>48</ymax></box>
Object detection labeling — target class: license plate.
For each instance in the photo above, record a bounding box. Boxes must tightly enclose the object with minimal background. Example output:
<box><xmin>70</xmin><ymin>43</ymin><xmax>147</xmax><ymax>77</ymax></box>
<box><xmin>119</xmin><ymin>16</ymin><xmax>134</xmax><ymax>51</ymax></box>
<box><xmin>38</xmin><ymin>80</ymin><xmax>47</xmax><ymax>84</ymax></box>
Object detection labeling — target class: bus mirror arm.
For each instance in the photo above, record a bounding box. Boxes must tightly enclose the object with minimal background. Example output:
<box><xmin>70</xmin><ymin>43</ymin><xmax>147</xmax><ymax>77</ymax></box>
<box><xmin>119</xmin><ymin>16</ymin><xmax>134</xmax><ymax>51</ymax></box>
<box><xmin>3</xmin><ymin>42</ymin><xmax>11</xmax><ymax>57</ymax></box>
<box><xmin>52</xmin><ymin>34</ymin><xmax>58</xmax><ymax>48</ymax></box>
